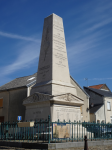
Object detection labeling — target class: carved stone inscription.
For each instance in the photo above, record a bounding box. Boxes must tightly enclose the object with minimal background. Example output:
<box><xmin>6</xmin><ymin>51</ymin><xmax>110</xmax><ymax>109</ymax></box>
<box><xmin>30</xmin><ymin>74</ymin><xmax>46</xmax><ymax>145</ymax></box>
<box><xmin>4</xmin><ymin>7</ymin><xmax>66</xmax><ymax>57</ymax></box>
<box><xmin>53</xmin><ymin>23</ymin><xmax>67</xmax><ymax>68</ymax></box>
<box><xmin>54</xmin><ymin>53</ymin><xmax>67</xmax><ymax>60</ymax></box>
<box><xmin>26</xmin><ymin>105</ymin><xmax>50</xmax><ymax>121</ymax></box>
<box><xmin>54</xmin><ymin>107</ymin><xmax>81</xmax><ymax>122</ymax></box>
<box><xmin>43</xmin><ymin>27</ymin><xmax>50</xmax><ymax>61</ymax></box>
<box><xmin>38</xmin><ymin>65</ymin><xmax>50</xmax><ymax>80</ymax></box>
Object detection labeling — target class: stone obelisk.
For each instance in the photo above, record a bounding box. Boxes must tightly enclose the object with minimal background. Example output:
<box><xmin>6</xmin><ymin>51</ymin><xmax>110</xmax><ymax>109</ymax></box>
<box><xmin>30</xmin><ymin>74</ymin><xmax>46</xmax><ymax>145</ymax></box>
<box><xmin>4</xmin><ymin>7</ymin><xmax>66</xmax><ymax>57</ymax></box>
<box><xmin>23</xmin><ymin>14</ymin><xmax>84</xmax><ymax>122</ymax></box>
<box><xmin>31</xmin><ymin>13</ymin><xmax>76</xmax><ymax>95</ymax></box>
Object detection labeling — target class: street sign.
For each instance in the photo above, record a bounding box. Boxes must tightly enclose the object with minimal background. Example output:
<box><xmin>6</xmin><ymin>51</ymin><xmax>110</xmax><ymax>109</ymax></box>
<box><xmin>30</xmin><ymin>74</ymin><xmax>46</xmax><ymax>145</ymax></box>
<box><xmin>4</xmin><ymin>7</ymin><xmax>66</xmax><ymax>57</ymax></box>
<box><xmin>17</xmin><ymin>116</ymin><xmax>22</xmax><ymax>122</ymax></box>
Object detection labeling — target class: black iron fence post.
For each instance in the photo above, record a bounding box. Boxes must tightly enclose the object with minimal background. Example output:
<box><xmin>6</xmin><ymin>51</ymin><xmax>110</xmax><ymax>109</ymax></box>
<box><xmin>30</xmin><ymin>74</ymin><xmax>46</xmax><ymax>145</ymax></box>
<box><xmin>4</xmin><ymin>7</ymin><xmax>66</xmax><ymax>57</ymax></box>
<box><xmin>6</xmin><ymin>122</ymin><xmax>9</xmax><ymax>140</ymax></box>
<box><xmin>84</xmin><ymin>135</ymin><xmax>88</xmax><ymax>150</ymax></box>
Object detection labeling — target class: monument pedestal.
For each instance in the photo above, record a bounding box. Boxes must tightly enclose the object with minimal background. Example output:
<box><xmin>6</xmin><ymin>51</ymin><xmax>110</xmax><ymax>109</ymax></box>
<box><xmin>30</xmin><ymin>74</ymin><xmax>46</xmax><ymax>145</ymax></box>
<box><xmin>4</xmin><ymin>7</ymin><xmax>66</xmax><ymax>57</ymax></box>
<box><xmin>31</xmin><ymin>80</ymin><xmax>77</xmax><ymax>95</ymax></box>
<box><xmin>23</xmin><ymin>92</ymin><xmax>84</xmax><ymax>122</ymax></box>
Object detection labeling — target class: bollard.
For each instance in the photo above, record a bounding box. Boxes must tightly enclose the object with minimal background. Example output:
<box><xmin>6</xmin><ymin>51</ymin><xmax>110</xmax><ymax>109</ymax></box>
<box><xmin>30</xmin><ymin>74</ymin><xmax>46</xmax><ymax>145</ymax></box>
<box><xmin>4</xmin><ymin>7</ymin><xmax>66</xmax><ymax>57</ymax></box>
<box><xmin>84</xmin><ymin>135</ymin><xmax>89</xmax><ymax>150</ymax></box>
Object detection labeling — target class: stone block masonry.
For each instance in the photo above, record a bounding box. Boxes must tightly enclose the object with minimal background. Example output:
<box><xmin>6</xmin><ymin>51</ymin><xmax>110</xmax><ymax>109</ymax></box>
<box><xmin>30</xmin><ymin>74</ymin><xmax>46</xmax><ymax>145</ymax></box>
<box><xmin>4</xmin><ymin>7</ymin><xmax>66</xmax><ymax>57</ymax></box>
<box><xmin>0</xmin><ymin>140</ymin><xmax>112</xmax><ymax>150</ymax></box>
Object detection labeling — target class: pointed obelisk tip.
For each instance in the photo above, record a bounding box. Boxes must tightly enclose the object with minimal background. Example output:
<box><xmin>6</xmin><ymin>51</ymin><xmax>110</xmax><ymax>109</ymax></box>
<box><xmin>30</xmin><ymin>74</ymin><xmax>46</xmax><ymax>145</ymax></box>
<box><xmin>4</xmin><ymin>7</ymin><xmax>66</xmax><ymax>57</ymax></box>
<box><xmin>45</xmin><ymin>13</ymin><xmax>62</xmax><ymax>19</ymax></box>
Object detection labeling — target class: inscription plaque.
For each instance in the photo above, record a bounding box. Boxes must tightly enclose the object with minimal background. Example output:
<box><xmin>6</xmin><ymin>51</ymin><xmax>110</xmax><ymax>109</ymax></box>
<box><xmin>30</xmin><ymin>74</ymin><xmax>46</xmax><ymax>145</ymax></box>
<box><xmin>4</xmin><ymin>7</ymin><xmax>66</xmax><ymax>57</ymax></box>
<box><xmin>52</xmin><ymin>123</ymin><xmax>70</xmax><ymax>139</ymax></box>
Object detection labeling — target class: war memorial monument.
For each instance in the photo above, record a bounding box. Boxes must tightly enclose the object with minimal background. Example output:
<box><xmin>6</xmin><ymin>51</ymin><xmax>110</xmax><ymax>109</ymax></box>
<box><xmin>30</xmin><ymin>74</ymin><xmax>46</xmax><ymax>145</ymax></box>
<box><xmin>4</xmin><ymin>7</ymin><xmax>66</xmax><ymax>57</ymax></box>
<box><xmin>23</xmin><ymin>14</ymin><xmax>84</xmax><ymax>122</ymax></box>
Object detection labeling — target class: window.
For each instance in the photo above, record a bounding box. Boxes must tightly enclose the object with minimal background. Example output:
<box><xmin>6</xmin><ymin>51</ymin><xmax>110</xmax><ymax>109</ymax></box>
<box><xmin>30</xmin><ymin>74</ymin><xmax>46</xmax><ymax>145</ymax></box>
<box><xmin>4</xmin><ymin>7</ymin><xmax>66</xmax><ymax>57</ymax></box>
<box><xmin>0</xmin><ymin>98</ymin><xmax>3</xmax><ymax>108</ymax></box>
<box><xmin>107</xmin><ymin>101</ymin><xmax>111</xmax><ymax>110</ymax></box>
<box><xmin>27</xmin><ymin>77</ymin><xmax>35</xmax><ymax>81</ymax></box>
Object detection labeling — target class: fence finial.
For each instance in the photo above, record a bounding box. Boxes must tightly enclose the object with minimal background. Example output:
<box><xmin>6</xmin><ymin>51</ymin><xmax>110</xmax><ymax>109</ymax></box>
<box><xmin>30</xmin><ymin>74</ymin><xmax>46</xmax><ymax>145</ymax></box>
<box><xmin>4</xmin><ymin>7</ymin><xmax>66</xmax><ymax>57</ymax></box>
<box><xmin>84</xmin><ymin>135</ymin><xmax>89</xmax><ymax>150</ymax></box>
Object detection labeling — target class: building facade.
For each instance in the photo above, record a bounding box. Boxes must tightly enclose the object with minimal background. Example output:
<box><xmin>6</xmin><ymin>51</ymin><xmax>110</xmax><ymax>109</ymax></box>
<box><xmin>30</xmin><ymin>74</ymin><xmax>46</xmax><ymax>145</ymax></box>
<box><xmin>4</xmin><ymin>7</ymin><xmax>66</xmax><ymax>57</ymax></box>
<box><xmin>84</xmin><ymin>84</ymin><xmax>112</xmax><ymax>123</ymax></box>
<box><xmin>0</xmin><ymin>73</ymin><xmax>36</xmax><ymax>122</ymax></box>
<box><xmin>0</xmin><ymin>73</ymin><xmax>90</xmax><ymax>122</ymax></box>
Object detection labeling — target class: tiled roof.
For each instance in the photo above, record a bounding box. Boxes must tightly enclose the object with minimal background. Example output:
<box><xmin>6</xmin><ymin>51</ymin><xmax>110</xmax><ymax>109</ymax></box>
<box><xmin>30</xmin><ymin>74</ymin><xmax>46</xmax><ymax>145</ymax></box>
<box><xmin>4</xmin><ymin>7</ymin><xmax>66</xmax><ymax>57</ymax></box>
<box><xmin>84</xmin><ymin>87</ymin><xmax>112</xmax><ymax>98</ymax></box>
<box><xmin>0</xmin><ymin>72</ymin><xmax>90</xmax><ymax>99</ymax></box>
<box><xmin>0</xmin><ymin>73</ymin><xmax>37</xmax><ymax>91</ymax></box>
<box><xmin>89</xmin><ymin>84</ymin><xmax>104</xmax><ymax>89</ymax></box>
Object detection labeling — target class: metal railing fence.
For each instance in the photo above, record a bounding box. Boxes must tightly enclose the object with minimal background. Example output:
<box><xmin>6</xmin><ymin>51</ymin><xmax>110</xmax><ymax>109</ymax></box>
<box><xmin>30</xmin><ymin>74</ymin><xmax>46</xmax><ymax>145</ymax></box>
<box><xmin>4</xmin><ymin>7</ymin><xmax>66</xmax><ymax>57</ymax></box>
<box><xmin>0</xmin><ymin>116</ymin><xmax>112</xmax><ymax>143</ymax></box>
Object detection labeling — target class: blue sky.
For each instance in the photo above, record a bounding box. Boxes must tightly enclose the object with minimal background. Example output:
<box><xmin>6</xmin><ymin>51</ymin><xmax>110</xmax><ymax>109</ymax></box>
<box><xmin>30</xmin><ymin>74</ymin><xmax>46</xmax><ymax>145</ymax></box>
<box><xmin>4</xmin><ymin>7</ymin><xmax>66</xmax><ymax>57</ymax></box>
<box><xmin>0</xmin><ymin>0</ymin><xmax>112</xmax><ymax>91</ymax></box>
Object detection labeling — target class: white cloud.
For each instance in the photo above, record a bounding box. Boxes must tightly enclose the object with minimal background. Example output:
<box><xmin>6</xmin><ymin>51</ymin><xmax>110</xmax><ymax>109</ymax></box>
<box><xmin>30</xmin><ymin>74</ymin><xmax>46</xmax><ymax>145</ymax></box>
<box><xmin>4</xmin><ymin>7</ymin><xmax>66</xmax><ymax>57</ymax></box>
<box><xmin>0</xmin><ymin>42</ymin><xmax>40</xmax><ymax>77</ymax></box>
<box><xmin>87</xmin><ymin>17</ymin><xmax>112</xmax><ymax>32</ymax></box>
<box><xmin>0</xmin><ymin>31</ymin><xmax>39</xmax><ymax>42</ymax></box>
<box><xmin>66</xmin><ymin>0</ymin><xmax>112</xmax><ymax>71</ymax></box>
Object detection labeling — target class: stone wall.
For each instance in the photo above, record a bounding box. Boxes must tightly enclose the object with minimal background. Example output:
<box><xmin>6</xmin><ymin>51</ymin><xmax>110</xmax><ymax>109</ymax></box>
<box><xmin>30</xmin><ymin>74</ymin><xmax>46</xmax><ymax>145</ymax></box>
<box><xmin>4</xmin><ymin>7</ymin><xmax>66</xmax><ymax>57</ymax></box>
<box><xmin>95</xmin><ymin>104</ymin><xmax>105</xmax><ymax>122</ymax></box>
<box><xmin>70</xmin><ymin>77</ymin><xmax>89</xmax><ymax>122</ymax></box>
<box><xmin>0</xmin><ymin>91</ymin><xmax>9</xmax><ymax>122</ymax></box>
<box><xmin>0</xmin><ymin>140</ymin><xmax>112</xmax><ymax>150</ymax></box>
<box><xmin>8</xmin><ymin>88</ymin><xmax>27</xmax><ymax>122</ymax></box>
<box><xmin>0</xmin><ymin>87</ymin><xmax>27</xmax><ymax>122</ymax></box>
<box><xmin>48</xmin><ymin>140</ymin><xmax>112</xmax><ymax>150</ymax></box>
<box><xmin>90</xmin><ymin>113</ymin><xmax>96</xmax><ymax>122</ymax></box>
<box><xmin>51</xmin><ymin>145</ymin><xmax>112</xmax><ymax>150</ymax></box>
<box><xmin>1</xmin><ymin>145</ymin><xmax>112</xmax><ymax>150</ymax></box>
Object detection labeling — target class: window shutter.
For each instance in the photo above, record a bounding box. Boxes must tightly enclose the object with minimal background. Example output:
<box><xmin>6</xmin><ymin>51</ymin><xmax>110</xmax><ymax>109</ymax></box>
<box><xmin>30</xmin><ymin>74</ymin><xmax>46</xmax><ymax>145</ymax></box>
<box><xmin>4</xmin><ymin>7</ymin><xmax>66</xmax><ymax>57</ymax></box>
<box><xmin>0</xmin><ymin>98</ymin><xmax>3</xmax><ymax>107</ymax></box>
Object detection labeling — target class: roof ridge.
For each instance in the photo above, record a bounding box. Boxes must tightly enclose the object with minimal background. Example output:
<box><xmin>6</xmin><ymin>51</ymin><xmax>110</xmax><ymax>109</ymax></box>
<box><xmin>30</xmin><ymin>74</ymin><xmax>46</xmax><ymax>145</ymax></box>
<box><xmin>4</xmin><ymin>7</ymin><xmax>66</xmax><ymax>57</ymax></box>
<box><xmin>0</xmin><ymin>73</ymin><xmax>37</xmax><ymax>91</ymax></box>
<box><xmin>84</xmin><ymin>86</ymin><xmax>103</xmax><ymax>95</ymax></box>
<box><xmin>89</xmin><ymin>84</ymin><xmax>104</xmax><ymax>87</ymax></box>
<box><xmin>0</xmin><ymin>78</ymin><xmax>17</xmax><ymax>87</ymax></box>
<box><xmin>84</xmin><ymin>86</ymin><xmax>112</xmax><ymax>97</ymax></box>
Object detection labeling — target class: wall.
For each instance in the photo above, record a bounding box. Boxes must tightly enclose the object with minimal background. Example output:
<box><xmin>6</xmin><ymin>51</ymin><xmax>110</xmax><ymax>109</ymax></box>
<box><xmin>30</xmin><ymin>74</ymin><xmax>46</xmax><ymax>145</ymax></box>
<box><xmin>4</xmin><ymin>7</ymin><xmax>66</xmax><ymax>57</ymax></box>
<box><xmin>52</xmin><ymin>104</ymin><xmax>81</xmax><ymax>122</ymax></box>
<box><xmin>25</xmin><ymin>101</ymin><xmax>50</xmax><ymax>121</ymax></box>
<box><xmin>8</xmin><ymin>88</ymin><xmax>27</xmax><ymax>122</ymax></box>
<box><xmin>70</xmin><ymin>78</ymin><xmax>89</xmax><ymax>122</ymax></box>
<box><xmin>101</xmin><ymin>85</ymin><xmax>110</xmax><ymax>91</ymax></box>
<box><xmin>90</xmin><ymin>113</ymin><xmax>96</xmax><ymax>122</ymax></box>
<box><xmin>48</xmin><ymin>140</ymin><xmax>112</xmax><ymax>150</ymax></box>
<box><xmin>0</xmin><ymin>91</ymin><xmax>9</xmax><ymax>122</ymax></box>
<box><xmin>105</xmin><ymin>97</ymin><xmax>112</xmax><ymax>123</ymax></box>
<box><xmin>95</xmin><ymin>105</ymin><xmax>105</xmax><ymax>123</ymax></box>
